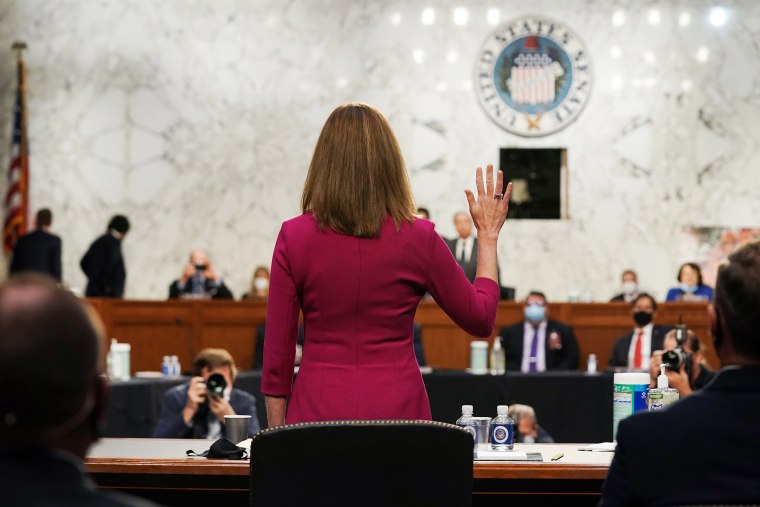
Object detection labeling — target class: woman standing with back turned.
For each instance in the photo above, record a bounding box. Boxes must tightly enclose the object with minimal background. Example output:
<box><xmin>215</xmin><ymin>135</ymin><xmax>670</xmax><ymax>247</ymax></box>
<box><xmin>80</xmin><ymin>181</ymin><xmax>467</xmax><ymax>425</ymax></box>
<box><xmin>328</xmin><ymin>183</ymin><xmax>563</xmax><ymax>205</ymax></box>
<box><xmin>262</xmin><ymin>103</ymin><xmax>512</xmax><ymax>426</ymax></box>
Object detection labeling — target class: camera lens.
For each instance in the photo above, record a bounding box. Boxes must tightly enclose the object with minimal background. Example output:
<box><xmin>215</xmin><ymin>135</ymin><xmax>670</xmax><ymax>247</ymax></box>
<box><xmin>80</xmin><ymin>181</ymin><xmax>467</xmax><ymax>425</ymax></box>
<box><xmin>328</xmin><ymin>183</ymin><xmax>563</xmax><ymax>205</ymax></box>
<box><xmin>661</xmin><ymin>349</ymin><xmax>684</xmax><ymax>372</ymax></box>
<box><xmin>205</xmin><ymin>373</ymin><xmax>227</xmax><ymax>397</ymax></box>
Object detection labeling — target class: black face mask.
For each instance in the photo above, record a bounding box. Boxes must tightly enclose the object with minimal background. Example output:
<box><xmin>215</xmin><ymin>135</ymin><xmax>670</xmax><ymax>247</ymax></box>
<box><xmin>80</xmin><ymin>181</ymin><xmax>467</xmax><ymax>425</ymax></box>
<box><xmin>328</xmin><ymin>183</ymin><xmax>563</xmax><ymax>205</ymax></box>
<box><xmin>632</xmin><ymin>311</ymin><xmax>653</xmax><ymax>327</ymax></box>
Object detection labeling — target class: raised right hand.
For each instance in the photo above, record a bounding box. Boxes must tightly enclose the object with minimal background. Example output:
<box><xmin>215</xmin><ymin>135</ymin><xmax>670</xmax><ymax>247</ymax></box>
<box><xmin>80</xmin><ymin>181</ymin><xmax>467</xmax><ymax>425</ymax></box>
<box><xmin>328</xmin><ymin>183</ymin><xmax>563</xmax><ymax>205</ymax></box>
<box><xmin>464</xmin><ymin>164</ymin><xmax>511</xmax><ymax>242</ymax></box>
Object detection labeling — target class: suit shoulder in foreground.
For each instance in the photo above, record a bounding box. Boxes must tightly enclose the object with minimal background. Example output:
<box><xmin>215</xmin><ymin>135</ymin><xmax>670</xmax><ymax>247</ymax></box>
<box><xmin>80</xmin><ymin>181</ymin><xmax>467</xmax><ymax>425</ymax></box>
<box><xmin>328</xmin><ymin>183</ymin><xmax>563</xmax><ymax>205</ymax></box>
<box><xmin>600</xmin><ymin>366</ymin><xmax>760</xmax><ymax>506</ymax></box>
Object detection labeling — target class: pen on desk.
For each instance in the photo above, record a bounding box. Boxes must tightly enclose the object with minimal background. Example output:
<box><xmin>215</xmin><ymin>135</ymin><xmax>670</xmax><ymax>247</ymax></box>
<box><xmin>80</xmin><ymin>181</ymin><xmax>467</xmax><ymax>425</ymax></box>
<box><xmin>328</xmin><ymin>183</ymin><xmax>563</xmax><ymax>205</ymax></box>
<box><xmin>551</xmin><ymin>453</ymin><xmax>564</xmax><ymax>461</ymax></box>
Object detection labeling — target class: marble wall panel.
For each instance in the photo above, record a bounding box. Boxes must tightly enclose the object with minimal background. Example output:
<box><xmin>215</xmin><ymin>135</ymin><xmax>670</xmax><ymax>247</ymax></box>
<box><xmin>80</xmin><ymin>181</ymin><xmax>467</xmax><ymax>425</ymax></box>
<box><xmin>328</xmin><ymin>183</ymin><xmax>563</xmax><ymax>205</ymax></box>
<box><xmin>0</xmin><ymin>0</ymin><xmax>758</xmax><ymax>302</ymax></box>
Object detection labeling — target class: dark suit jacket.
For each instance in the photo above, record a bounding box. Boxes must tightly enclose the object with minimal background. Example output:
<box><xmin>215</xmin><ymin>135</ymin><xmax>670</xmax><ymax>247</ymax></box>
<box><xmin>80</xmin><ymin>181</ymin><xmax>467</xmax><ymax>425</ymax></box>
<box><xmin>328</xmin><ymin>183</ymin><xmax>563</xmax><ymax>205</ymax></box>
<box><xmin>600</xmin><ymin>366</ymin><xmax>760</xmax><ymax>506</ymax></box>
<box><xmin>168</xmin><ymin>278</ymin><xmax>234</xmax><ymax>299</ymax></box>
<box><xmin>80</xmin><ymin>233</ymin><xmax>126</xmax><ymax>297</ymax></box>
<box><xmin>153</xmin><ymin>383</ymin><xmax>259</xmax><ymax>438</ymax></box>
<box><xmin>0</xmin><ymin>444</ymin><xmax>158</xmax><ymax>506</ymax></box>
<box><xmin>445</xmin><ymin>236</ymin><xmax>478</xmax><ymax>283</ymax></box>
<box><xmin>499</xmin><ymin>319</ymin><xmax>580</xmax><ymax>371</ymax></box>
<box><xmin>9</xmin><ymin>229</ymin><xmax>62</xmax><ymax>281</ymax></box>
<box><xmin>608</xmin><ymin>325</ymin><xmax>672</xmax><ymax>368</ymax></box>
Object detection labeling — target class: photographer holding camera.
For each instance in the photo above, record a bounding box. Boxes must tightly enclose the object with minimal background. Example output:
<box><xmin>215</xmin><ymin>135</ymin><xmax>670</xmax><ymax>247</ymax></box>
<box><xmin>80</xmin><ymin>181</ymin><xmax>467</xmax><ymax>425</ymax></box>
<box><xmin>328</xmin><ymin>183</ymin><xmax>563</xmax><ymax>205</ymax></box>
<box><xmin>649</xmin><ymin>328</ymin><xmax>716</xmax><ymax>397</ymax></box>
<box><xmin>168</xmin><ymin>249</ymin><xmax>233</xmax><ymax>299</ymax></box>
<box><xmin>153</xmin><ymin>348</ymin><xmax>259</xmax><ymax>439</ymax></box>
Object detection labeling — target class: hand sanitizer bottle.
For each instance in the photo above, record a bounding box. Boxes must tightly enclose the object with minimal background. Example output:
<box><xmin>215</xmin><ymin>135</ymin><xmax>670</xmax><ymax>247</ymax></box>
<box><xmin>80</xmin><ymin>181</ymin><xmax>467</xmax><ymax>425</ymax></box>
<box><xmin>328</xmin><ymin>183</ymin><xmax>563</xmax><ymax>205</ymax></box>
<box><xmin>489</xmin><ymin>405</ymin><xmax>515</xmax><ymax>450</ymax></box>
<box><xmin>456</xmin><ymin>405</ymin><xmax>477</xmax><ymax>441</ymax></box>
<box><xmin>648</xmin><ymin>365</ymin><xmax>680</xmax><ymax>411</ymax></box>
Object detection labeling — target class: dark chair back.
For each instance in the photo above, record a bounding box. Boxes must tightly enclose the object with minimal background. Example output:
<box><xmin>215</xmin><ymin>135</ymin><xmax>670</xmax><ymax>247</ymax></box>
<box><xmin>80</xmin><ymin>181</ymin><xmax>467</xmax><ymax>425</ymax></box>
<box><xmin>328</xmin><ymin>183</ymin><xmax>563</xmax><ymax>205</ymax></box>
<box><xmin>250</xmin><ymin>419</ymin><xmax>473</xmax><ymax>507</ymax></box>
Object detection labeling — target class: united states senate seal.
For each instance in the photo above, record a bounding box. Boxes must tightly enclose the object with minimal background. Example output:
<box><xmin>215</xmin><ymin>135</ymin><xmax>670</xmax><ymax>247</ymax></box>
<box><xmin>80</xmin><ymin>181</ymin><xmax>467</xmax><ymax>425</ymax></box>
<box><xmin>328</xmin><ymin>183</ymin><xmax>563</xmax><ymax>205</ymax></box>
<box><xmin>475</xmin><ymin>15</ymin><xmax>593</xmax><ymax>137</ymax></box>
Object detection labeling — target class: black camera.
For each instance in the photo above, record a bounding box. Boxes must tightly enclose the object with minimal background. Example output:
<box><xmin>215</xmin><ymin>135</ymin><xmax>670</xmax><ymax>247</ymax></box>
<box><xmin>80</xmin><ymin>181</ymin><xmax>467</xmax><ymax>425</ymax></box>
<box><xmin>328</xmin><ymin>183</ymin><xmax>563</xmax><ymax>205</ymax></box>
<box><xmin>205</xmin><ymin>373</ymin><xmax>227</xmax><ymax>398</ymax></box>
<box><xmin>661</xmin><ymin>324</ymin><xmax>693</xmax><ymax>378</ymax></box>
<box><xmin>195</xmin><ymin>263</ymin><xmax>208</xmax><ymax>272</ymax></box>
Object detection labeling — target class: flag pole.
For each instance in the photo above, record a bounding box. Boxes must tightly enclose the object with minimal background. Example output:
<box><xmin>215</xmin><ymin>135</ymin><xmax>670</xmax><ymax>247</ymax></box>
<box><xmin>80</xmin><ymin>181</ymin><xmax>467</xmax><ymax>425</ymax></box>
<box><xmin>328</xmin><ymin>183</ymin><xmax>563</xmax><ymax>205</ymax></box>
<box><xmin>11</xmin><ymin>41</ymin><xmax>29</xmax><ymax>232</ymax></box>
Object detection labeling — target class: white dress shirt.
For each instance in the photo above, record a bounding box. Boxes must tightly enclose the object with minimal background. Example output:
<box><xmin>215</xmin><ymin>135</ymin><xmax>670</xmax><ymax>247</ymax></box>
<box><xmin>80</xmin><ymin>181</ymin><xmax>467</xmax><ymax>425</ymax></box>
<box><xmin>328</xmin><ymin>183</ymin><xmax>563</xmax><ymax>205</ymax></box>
<box><xmin>627</xmin><ymin>323</ymin><xmax>653</xmax><ymax>370</ymax></box>
<box><xmin>521</xmin><ymin>320</ymin><xmax>547</xmax><ymax>373</ymax></box>
<box><xmin>456</xmin><ymin>235</ymin><xmax>474</xmax><ymax>263</ymax></box>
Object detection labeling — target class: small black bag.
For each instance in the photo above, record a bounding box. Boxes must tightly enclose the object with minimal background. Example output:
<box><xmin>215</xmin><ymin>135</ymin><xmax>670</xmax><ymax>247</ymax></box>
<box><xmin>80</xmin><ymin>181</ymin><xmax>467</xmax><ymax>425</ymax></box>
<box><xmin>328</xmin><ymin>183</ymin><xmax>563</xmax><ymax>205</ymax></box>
<box><xmin>186</xmin><ymin>437</ymin><xmax>248</xmax><ymax>459</ymax></box>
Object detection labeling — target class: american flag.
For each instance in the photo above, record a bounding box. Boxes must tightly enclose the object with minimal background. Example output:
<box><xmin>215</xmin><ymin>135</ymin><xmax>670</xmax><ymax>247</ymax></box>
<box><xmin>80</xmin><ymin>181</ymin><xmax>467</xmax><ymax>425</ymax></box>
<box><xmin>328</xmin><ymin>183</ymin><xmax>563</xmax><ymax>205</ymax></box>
<box><xmin>3</xmin><ymin>46</ymin><xmax>29</xmax><ymax>253</ymax></box>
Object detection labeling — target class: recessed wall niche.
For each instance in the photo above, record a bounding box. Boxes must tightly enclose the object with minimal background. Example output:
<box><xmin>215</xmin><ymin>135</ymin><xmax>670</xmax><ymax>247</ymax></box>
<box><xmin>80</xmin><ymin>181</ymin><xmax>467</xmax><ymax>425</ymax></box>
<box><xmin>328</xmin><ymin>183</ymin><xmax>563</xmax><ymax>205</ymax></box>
<box><xmin>500</xmin><ymin>148</ymin><xmax>568</xmax><ymax>219</ymax></box>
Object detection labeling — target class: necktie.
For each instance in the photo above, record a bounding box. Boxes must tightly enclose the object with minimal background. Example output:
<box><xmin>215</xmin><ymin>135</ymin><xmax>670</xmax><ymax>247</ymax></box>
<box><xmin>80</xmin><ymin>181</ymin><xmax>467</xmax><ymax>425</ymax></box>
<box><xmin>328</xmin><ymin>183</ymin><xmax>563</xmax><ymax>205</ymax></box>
<box><xmin>457</xmin><ymin>239</ymin><xmax>464</xmax><ymax>262</ymax></box>
<box><xmin>528</xmin><ymin>328</ymin><xmax>539</xmax><ymax>372</ymax></box>
<box><xmin>632</xmin><ymin>329</ymin><xmax>643</xmax><ymax>369</ymax></box>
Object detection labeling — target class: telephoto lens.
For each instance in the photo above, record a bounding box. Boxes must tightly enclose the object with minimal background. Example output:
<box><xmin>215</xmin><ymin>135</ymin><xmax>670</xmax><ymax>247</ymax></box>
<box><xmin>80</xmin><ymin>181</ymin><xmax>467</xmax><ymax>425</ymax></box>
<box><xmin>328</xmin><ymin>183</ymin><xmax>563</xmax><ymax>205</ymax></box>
<box><xmin>205</xmin><ymin>373</ymin><xmax>227</xmax><ymax>398</ymax></box>
<box><xmin>662</xmin><ymin>348</ymin><xmax>686</xmax><ymax>372</ymax></box>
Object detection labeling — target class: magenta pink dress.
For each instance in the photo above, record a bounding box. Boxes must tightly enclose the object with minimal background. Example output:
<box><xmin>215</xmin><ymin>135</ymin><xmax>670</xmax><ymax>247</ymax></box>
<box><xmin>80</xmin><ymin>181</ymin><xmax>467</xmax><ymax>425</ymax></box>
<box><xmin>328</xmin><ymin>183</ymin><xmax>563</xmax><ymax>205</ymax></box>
<box><xmin>261</xmin><ymin>213</ymin><xmax>500</xmax><ymax>423</ymax></box>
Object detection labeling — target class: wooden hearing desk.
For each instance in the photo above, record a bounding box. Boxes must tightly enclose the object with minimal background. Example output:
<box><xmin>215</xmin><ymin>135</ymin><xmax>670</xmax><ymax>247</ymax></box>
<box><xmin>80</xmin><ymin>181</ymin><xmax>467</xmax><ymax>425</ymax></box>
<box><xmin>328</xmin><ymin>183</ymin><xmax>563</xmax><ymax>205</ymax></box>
<box><xmin>86</xmin><ymin>438</ymin><xmax>613</xmax><ymax>506</ymax></box>
<box><xmin>87</xmin><ymin>299</ymin><xmax>715</xmax><ymax>374</ymax></box>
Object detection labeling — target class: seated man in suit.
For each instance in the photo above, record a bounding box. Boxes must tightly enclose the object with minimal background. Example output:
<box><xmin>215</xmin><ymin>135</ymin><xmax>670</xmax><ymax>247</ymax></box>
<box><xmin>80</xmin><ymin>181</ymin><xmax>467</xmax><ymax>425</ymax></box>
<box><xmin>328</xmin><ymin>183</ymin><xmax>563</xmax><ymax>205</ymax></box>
<box><xmin>153</xmin><ymin>348</ymin><xmax>259</xmax><ymax>439</ymax></box>
<box><xmin>499</xmin><ymin>291</ymin><xmax>579</xmax><ymax>372</ymax></box>
<box><xmin>0</xmin><ymin>275</ymin><xmax>156</xmax><ymax>506</ymax></box>
<box><xmin>9</xmin><ymin>208</ymin><xmax>62</xmax><ymax>282</ymax></box>
<box><xmin>608</xmin><ymin>293</ymin><xmax>671</xmax><ymax>369</ymax></box>
<box><xmin>168</xmin><ymin>249</ymin><xmax>233</xmax><ymax>299</ymax></box>
<box><xmin>445</xmin><ymin>211</ymin><xmax>477</xmax><ymax>283</ymax></box>
<box><xmin>601</xmin><ymin>240</ymin><xmax>760</xmax><ymax>505</ymax></box>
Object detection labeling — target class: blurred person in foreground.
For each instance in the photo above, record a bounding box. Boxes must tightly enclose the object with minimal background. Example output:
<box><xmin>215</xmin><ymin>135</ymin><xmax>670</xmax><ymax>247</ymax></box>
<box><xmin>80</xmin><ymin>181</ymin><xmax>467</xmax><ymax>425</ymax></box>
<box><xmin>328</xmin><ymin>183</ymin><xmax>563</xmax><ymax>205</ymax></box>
<box><xmin>0</xmin><ymin>275</ymin><xmax>158</xmax><ymax>506</ymax></box>
<box><xmin>499</xmin><ymin>291</ymin><xmax>580</xmax><ymax>372</ymax></box>
<box><xmin>508</xmin><ymin>404</ymin><xmax>554</xmax><ymax>444</ymax></box>
<box><xmin>608</xmin><ymin>293</ymin><xmax>671</xmax><ymax>370</ymax></box>
<box><xmin>601</xmin><ymin>240</ymin><xmax>760</xmax><ymax>505</ymax></box>
<box><xmin>9</xmin><ymin>208</ymin><xmax>62</xmax><ymax>281</ymax></box>
<box><xmin>153</xmin><ymin>348</ymin><xmax>258</xmax><ymax>439</ymax></box>
<box><xmin>168</xmin><ymin>249</ymin><xmax>233</xmax><ymax>299</ymax></box>
<box><xmin>263</xmin><ymin>103</ymin><xmax>511</xmax><ymax>426</ymax></box>
<box><xmin>80</xmin><ymin>214</ymin><xmax>130</xmax><ymax>298</ymax></box>
<box><xmin>648</xmin><ymin>328</ymin><xmax>716</xmax><ymax>397</ymax></box>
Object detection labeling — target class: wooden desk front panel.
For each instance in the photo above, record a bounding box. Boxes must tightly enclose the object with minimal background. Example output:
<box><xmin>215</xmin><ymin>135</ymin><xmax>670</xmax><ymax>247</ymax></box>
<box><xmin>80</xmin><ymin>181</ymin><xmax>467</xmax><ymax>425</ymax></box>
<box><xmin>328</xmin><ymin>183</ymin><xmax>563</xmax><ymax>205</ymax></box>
<box><xmin>87</xmin><ymin>300</ymin><xmax>715</xmax><ymax>373</ymax></box>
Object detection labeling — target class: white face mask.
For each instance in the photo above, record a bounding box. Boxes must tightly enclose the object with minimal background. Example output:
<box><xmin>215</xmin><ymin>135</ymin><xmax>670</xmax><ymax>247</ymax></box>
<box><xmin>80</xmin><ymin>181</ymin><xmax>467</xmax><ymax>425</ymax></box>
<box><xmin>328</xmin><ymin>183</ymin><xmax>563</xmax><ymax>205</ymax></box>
<box><xmin>253</xmin><ymin>277</ymin><xmax>269</xmax><ymax>291</ymax></box>
<box><xmin>622</xmin><ymin>281</ymin><xmax>638</xmax><ymax>295</ymax></box>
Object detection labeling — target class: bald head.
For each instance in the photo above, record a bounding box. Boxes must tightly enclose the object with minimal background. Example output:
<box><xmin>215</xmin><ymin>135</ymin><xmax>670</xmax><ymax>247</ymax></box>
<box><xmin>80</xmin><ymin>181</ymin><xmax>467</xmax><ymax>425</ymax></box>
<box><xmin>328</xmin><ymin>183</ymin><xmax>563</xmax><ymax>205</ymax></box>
<box><xmin>0</xmin><ymin>275</ymin><xmax>102</xmax><ymax>440</ymax></box>
<box><xmin>190</xmin><ymin>249</ymin><xmax>210</xmax><ymax>266</ymax></box>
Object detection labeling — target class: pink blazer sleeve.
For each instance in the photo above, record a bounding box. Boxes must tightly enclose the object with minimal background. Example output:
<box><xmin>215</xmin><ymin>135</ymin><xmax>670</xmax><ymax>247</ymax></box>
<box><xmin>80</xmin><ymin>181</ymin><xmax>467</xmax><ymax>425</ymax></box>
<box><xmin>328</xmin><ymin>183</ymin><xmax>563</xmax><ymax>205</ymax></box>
<box><xmin>261</xmin><ymin>223</ymin><xmax>300</xmax><ymax>396</ymax></box>
<box><xmin>425</xmin><ymin>229</ymin><xmax>500</xmax><ymax>338</ymax></box>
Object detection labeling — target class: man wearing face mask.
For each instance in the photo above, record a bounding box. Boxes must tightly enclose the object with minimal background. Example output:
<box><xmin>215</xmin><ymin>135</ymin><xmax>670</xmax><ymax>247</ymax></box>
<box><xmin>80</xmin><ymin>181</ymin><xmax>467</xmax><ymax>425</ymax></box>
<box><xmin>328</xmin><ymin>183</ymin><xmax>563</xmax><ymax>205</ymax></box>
<box><xmin>499</xmin><ymin>291</ymin><xmax>580</xmax><ymax>372</ymax></box>
<box><xmin>608</xmin><ymin>293</ymin><xmax>671</xmax><ymax>369</ymax></box>
<box><xmin>610</xmin><ymin>269</ymin><xmax>640</xmax><ymax>303</ymax></box>
<box><xmin>0</xmin><ymin>275</ymin><xmax>158</xmax><ymax>506</ymax></box>
<box><xmin>168</xmin><ymin>249</ymin><xmax>234</xmax><ymax>300</ymax></box>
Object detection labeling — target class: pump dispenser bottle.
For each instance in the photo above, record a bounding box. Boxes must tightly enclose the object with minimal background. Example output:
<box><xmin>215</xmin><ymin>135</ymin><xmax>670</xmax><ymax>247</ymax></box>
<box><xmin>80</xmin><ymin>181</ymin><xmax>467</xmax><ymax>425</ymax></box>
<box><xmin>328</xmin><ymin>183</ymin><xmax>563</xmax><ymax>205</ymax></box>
<box><xmin>648</xmin><ymin>365</ymin><xmax>679</xmax><ymax>411</ymax></box>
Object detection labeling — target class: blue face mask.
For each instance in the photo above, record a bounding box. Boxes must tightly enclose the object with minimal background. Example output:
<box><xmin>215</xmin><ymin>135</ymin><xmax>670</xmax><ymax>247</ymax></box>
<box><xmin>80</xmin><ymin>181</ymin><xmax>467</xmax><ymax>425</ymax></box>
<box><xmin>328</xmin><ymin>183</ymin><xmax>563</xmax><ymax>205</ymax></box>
<box><xmin>680</xmin><ymin>283</ymin><xmax>698</xmax><ymax>293</ymax></box>
<box><xmin>524</xmin><ymin>304</ymin><xmax>545</xmax><ymax>323</ymax></box>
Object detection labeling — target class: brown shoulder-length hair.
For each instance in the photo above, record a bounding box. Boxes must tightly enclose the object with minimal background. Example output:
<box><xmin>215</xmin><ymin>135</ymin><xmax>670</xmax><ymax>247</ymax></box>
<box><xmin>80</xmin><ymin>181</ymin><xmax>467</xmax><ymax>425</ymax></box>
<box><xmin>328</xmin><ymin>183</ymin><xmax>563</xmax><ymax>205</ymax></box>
<box><xmin>301</xmin><ymin>103</ymin><xmax>416</xmax><ymax>238</ymax></box>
